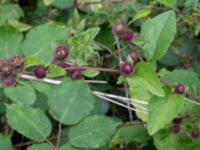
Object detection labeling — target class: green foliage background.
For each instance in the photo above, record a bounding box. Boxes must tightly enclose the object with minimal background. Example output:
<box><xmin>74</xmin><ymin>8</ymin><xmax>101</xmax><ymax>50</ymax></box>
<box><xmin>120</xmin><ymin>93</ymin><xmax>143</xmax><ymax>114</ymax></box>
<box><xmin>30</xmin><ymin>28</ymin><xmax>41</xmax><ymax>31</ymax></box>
<box><xmin>0</xmin><ymin>0</ymin><xmax>199</xmax><ymax>150</ymax></box>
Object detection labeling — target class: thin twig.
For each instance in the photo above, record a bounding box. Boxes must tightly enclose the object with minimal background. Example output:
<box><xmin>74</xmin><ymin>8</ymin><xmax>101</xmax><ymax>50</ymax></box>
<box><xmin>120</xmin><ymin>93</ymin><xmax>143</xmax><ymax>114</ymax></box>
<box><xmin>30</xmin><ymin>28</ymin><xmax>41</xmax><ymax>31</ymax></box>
<box><xmin>185</xmin><ymin>98</ymin><xmax>200</xmax><ymax>106</ymax></box>
<box><xmin>117</xmin><ymin>121</ymin><xmax>146</xmax><ymax>128</ymax></box>
<box><xmin>114</xmin><ymin>35</ymin><xmax>123</xmax><ymax>60</ymax></box>
<box><xmin>161</xmin><ymin>79</ymin><xmax>200</xmax><ymax>102</ymax></box>
<box><xmin>55</xmin><ymin>123</ymin><xmax>62</xmax><ymax>150</ymax></box>
<box><xmin>45</xmin><ymin>139</ymin><xmax>56</xmax><ymax>149</ymax></box>
<box><xmin>96</xmin><ymin>41</ymin><xmax>119</xmax><ymax>59</ymax></box>
<box><xmin>124</xmin><ymin>81</ymin><xmax>133</xmax><ymax>121</ymax></box>
<box><xmin>160</xmin><ymin>79</ymin><xmax>175</xmax><ymax>88</ymax></box>
<box><xmin>94</xmin><ymin>92</ymin><xmax>148</xmax><ymax>114</ymax></box>
<box><xmin>186</xmin><ymin>91</ymin><xmax>200</xmax><ymax>102</ymax></box>
<box><xmin>65</xmin><ymin>66</ymin><xmax>120</xmax><ymax>73</ymax></box>
<box><xmin>182</xmin><ymin>114</ymin><xmax>200</xmax><ymax>119</ymax></box>
<box><xmin>93</xmin><ymin>91</ymin><xmax>148</xmax><ymax>105</ymax></box>
<box><xmin>93</xmin><ymin>91</ymin><xmax>148</xmax><ymax>111</ymax></box>
<box><xmin>83</xmin><ymin>0</ymin><xmax>124</xmax><ymax>6</ymax></box>
<box><xmin>114</xmin><ymin>35</ymin><xmax>134</xmax><ymax>121</ymax></box>
<box><xmin>20</xmin><ymin>74</ymin><xmax>107</xmax><ymax>85</ymax></box>
<box><xmin>84</xmin><ymin>80</ymin><xmax>107</xmax><ymax>84</ymax></box>
<box><xmin>20</xmin><ymin>74</ymin><xmax>61</xmax><ymax>85</ymax></box>
<box><xmin>13</xmin><ymin>134</ymin><xmax>67</xmax><ymax>148</ymax></box>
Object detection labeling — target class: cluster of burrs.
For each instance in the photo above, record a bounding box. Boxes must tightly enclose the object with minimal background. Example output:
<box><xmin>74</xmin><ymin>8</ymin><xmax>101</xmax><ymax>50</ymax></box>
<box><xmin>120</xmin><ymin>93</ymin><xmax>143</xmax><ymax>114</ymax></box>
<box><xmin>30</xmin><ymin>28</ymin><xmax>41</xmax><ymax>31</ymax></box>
<box><xmin>34</xmin><ymin>45</ymin><xmax>82</xmax><ymax>80</ymax></box>
<box><xmin>0</xmin><ymin>55</ymin><xmax>24</xmax><ymax>87</ymax></box>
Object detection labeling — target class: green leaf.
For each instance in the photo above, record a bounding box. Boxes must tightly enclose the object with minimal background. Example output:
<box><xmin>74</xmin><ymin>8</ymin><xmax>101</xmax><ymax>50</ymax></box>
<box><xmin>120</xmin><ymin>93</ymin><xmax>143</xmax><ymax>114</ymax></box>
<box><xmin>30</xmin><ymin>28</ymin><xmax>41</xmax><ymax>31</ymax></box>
<box><xmin>128</xmin><ymin>62</ymin><xmax>164</xmax><ymax>121</ymax></box>
<box><xmin>8</xmin><ymin>19</ymin><xmax>32</xmax><ymax>32</ymax></box>
<box><xmin>33</xmin><ymin>91</ymin><xmax>48</xmax><ymax>111</ymax></box>
<box><xmin>148</xmin><ymin>95</ymin><xmax>184</xmax><ymax>135</ymax></box>
<box><xmin>60</xmin><ymin>143</ymin><xmax>81</xmax><ymax>150</ymax></box>
<box><xmin>52</xmin><ymin>0</ymin><xmax>73</xmax><ymax>8</ymax></box>
<box><xmin>109</xmin><ymin>123</ymin><xmax>151</xmax><ymax>147</ymax></box>
<box><xmin>24</xmin><ymin>56</ymin><xmax>44</xmax><ymax>68</ymax></box>
<box><xmin>67</xmin><ymin>9</ymin><xmax>80</xmax><ymax>28</ymax></box>
<box><xmin>141</xmin><ymin>11</ymin><xmax>176</xmax><ymax>62</ymax></box>
<box><xmin>4</xmin><ymin>82</ymin><xmax>36</xmax><ymax>106</ymax></box>
<box><xmin>43</xmin><ymin>0</ymin><xmax>53</xmax><ymax>6</ymax></box>
<box><xmin>0</xmin><ymin>102</ymin><xmax>6</xmax><ymax>114</ymax></box>
<box><xmin>131</xmin><ymin>6</ymin><xmax>152</xmax><ymax>22</ymax></box>
<box><xmin>69</xmin><ymin>115</ymin><xmax>118</xmax><ymax>149</ymax></box>
<box><xmin>22</xmin><ymin>24</ymin><xmax>67</xmax><ymax>64</ymax></box>
<box><xmin>194</xmin><ymin>22</ymin><xmax>200</xmax><ymax>36</ymax></box>
<box><xmin>0</xmin><ymin>25</ymin><xmax>22</xmax><ymax>57</ymax></box>
<box><xmin>47</xmin><ymin>64</ymin><xmax>66</xmax><ymax>78</ymax></box>
<box><xmin>31</xmin><ymin>81</ymin><xmax>52</xmax><ymax>95</ymax></box>
<box><xmin>116</xmin><ymin>75</ymin><xmax>125</xmax><ymax>85</ymax></box>
<box><xmin>162</xmin><ymin>69</ymin><xmax>200</xmax><ymax>94</ymax></box>
<box><xmin>83</xmin><ymin>70</ymin><xmax>99</xmax><ymax>78</ymax></box>
<box><xmin>128</xmin><ymin>62</ymin><xmax>164</xmax><ymax>97</ymax></box>
<box><xmin>157</xmin><ymin>0</ymin><xmax>177</xmax><ymax>8</ymax></box>
<box><xmin>0</xmin><ymin>134</ymin><xmax>12</xmax><ymax>150</ymax></box>
<box><xmin>47</xmin><ymin>78</ymin><xmax>95</xmax><ymax>125</ymax></box>
<box><xmin>27</xmin><ymin>143</ymin><xmax>53</xmax><ymax>150</ymax></box>
<box><xmin>162</xmin><ymin>99</ymin><xmax>200</xmax><ymax>149</ymax></box>
<box><xmin>91</xmin><ymin>97</ymin><xmax>109</xmax><ymax>115</ymax></box>
<box><xmin>0</xmin><ymin>3</ymin><xmax>24</xmax><ymax>25</ymax></box>
<box><xmin>153</xmin><ymin>128</ymin><xmax>200</xmax><ymax>150</ymax></box>
<box><xmin>6</xmin><ymin>103</ymin><xmax>52</xmax><ymax>142</ymax></box>
<box><xmin>68</xmin><ymin>27</ymin><xmax>100</xmax><ymax>65</ymax></box>
<box><xmin>128</xmin><ymin>84</ymin><xmax>150</xmax><ymax>121</ymax></box>
<box><xmin>184</xmin><ymin>0</ymin><xmax>199</xmax><ymax>7</ymax></box>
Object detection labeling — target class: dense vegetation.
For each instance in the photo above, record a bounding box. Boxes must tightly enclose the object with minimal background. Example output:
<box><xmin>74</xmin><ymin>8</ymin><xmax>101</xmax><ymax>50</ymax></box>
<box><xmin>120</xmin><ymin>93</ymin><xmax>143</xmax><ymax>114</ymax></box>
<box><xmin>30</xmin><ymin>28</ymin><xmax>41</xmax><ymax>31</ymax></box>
<box><xmin>0</xmin><ymin>0</ymin><xmax>200</xmax><ymax>150</ymax></box>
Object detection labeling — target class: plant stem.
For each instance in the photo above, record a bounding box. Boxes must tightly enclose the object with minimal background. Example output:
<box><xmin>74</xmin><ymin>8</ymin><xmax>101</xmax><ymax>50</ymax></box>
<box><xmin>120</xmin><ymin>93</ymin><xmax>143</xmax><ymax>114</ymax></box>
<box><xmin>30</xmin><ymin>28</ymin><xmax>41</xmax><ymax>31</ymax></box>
<box><xmin>45</xmin><ymin>138</ymin><xmax>56</xmax><ymax>149</ymax></box>
<box><xmin>20</xmin><ymin>74</ymin><xmax>107</xmax><ymax>85</ymax></box>
<box><xmin>55</xmin><ymin>123</ymin><xmax>62</xmax><ymax>150</ymax></box>
<box><xmin>117</xmin><ymin>121</ymin><xmax>146</xmax><ymax>128</ymax></box>
<box><xmin>114</xmin><ymin>35</ymin><xmax>134</xmax><ymax>121</ymax></box>
<box><xmin>161</xmin><ymin>79</ymin><xmax>200</xmax><ymax>102</ymax></box>
<box><xmin>13</xmin><ymin>134</ymin><xmax>67</xmax><ymax>149</ymax></box>
<box><xmin>97</xmin><ymin>41</ymin><xmax>119</xmax><ymax>59</ymax></box>
<box><xmin>65</xmin><ymin>66</ymin><xmax>120</xmax><ymax>73</ymax></box>
<box><xmin>160</xmin><ymin>79</ymin><xmax>175</xmax><ymax>88</ymax></box>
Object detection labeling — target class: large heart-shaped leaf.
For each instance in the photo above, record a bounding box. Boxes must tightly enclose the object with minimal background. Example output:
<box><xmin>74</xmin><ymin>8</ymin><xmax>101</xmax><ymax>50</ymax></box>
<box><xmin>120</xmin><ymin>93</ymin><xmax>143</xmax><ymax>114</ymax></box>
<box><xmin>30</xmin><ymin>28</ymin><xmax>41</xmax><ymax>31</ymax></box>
<box><xmin>69</xmin><ymin>115</ymin><xmax>118</xmax><ymax>149</ymax></box>
<box><xmin>47</xmin><ymin>78</ymin><xmax>95</xmax><ymax>125</ymax></box>
<box><xmin>141</xmin><ymin>11</ymin><xmax>176</xmax><ymax>62</ymax></box>
<box><xmin>0</xmin><ymin>25</ymin><xmax>22</xmax><ymax>57</ymax></box>
<box><xmin>148</xmin><ymin>95</ymin><xmax>184</xmax><ymax>135</ymax></box>
<box><xmin>22</xmin><ymin>24</ymin><xmax>67</xmax><ymax>64</ymax></box>
<box><xmin>6</xmin><ymin>103</ymin><xmax>52</xmax><ymax>142</ymax></box>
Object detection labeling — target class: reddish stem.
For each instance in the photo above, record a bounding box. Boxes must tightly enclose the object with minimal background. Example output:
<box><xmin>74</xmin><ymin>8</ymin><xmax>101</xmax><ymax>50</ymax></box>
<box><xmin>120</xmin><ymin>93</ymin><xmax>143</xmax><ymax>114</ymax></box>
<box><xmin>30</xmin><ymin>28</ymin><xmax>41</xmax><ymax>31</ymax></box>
<box><xmin>65</xmin><ymin>66</ymin><xmax>120</xmax><ymax>73</ymax></box>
